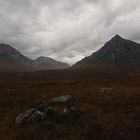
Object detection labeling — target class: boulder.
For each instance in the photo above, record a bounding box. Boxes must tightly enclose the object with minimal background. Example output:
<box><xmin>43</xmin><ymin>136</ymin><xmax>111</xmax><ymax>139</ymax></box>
<box><xmin>15</xmin><ymin>107</ymin><xmax>62</xmax><ymax>126</ymax></box>
<box><xmin>15</xmin><ymin>108</ymin><xmax>45</xmax><ymax>126</ymax></box>
<box><xmin>51</xmin><ymin>95</ymin><xmax>74</xmax><ymax>103</ymax></box>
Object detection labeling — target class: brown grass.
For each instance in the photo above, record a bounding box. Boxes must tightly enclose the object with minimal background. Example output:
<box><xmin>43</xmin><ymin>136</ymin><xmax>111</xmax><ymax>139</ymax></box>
<box><xmin>0</xmin><ymin>74</ymin><xmax>139</xmax><ymax>140</ymax></box>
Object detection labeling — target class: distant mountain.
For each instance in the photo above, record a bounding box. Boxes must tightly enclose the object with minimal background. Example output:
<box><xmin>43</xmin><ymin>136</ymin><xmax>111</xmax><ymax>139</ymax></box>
<box><xmin>74</xmin><ymin>35</ymin><xmax>140</xmax><ymax>71</ymax></box>
<box><xmin>34</xmin><ymin>57</ymin><xmax>69</xmax><ymax>70</ymax></box>
<box><xmin>0</xmin><ymin>43</ymin><xmax>32</xmax><ymax>63</ymax></box>
<box><xmin>0</xmin><ymin>43</ymin><xmax>69</xmax><ymax>72</ymax></box>
<box><xmin>0</xmin><ymin>43</ymin><xmax>38</xmax><ymax>72</ymax></box>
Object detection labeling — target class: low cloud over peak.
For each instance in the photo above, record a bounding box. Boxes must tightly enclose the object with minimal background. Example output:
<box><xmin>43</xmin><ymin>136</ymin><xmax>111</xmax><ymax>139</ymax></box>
<box><xmin>0</xmin><ymin>0</ymin><xmax>140</xmax><ymax>64</ymax></box>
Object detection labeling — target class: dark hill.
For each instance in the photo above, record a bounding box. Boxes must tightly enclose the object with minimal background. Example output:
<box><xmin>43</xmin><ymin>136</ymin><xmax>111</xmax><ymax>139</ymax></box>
<box><xmin>74</xmin><ymin>35</ymin><xmax>140</xmax><ymax>71</ymax></box>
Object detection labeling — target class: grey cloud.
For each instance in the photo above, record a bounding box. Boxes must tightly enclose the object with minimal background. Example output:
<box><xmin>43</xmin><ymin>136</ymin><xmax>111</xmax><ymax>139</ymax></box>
<box><xmin>0</xmin><ymin>0</ymin><xmax>140</xmax><ymax>64</ymax></box>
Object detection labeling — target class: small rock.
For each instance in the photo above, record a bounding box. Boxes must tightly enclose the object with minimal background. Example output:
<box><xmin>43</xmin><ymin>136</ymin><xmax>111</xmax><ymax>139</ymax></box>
<box><xmin>51</xmin><ymin>95</ymin><xmax>74</xmax><ymax>103</ymax></box>
<box><xmin>100</xmin><ymin>87</ymin><xmax>113</xmax><ymax>93</ymax></box>
<box><xmin>19</xmin><ymin>73</ymin><xmax>23</xmax><ymax>77</ymax></box>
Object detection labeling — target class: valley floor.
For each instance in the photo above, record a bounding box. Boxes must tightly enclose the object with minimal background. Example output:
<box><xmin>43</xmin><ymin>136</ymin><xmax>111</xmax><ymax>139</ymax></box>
<box><xmin>0</xmin><ymin>76</ymin><xmax>140</xmax><ymax>140</ymax></box>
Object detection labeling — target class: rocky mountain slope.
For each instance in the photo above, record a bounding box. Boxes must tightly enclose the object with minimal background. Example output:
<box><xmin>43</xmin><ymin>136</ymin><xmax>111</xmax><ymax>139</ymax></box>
<box><xmin>74</xmin><ymin>35</ymin><xmax>140</xmax><ymax>71</ymax></box>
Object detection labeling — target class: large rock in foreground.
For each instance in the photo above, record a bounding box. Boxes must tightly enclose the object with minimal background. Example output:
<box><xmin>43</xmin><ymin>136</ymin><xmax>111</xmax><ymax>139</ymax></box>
<box><xmin>15</xmin><ymin>95</ymin><xmax>76</xmax><ymax>126</ymax></box>
<box><xmin>15</xmin><ymin>108</ymin><xmax>45</xmax><ymax>126</ymax></box>
<box><xmin>15</xmin><ymin>107</ymin><xmax>61</xmax><ymax>126</ymax></box>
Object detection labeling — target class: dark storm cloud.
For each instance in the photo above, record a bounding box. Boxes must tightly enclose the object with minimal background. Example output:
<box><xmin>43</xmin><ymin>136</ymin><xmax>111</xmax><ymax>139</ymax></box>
<box><xmin>0</xmin><ymin>0</ymin><xmax>140</xmax><ymax>64</ymax></box>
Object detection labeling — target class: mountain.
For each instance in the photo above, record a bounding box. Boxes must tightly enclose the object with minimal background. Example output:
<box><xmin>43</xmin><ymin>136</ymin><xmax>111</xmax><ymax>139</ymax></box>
<box><xmin>74</xmin><ymin>35</ymin><xmax>140</xmax><ymax>71</ymax></box>
<box><xmin>0</xmin><ymin>43</ymin><xmax>32</xmax><ymax>63</ymax></box>
<box><xmin>0</xmin><ymin>43</ymin><xmax>39</xmax><ymax>72</ymax></box>
<box><xmin>34</xmin><ymin>57</ymin><xmax>69</xmax><ymax>70</ymax></box>
<box><xmin>0</xmin><ymin>43</ymin><xmax>69</xmax><ymax>72</ymax></box>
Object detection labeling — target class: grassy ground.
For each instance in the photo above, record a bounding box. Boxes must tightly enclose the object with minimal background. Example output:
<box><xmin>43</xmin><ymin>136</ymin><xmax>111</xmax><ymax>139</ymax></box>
<box><xmin>0</xmin><ymin>73</ymin><xmax>140</xmax><ymax>140</ymax></box>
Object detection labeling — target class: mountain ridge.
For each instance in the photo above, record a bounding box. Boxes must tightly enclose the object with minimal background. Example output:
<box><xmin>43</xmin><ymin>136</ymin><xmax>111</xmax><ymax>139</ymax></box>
<box><xmin>35</xmin><ymin>56</ymin><xmax>69</xmax><ymax>70</ymax></box>
<box><xmin>0</xmin><ymin>43</ymin><xmax>69</xmax><ymax>72</ymax></box>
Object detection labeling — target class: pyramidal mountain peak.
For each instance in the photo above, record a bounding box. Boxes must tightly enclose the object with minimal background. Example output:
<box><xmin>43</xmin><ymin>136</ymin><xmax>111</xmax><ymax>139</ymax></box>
<box><xmin>105</xmin><ymin>34</ymin><xmax>125</xmax><ymax>47</ymax></box>
<box><xmin>74</xmin><ymin>35</ymin><xmax>140</xmax><ymax>70</ymax></box>
<box><xmin>113</xmin><ymin>34</ymin><xmax>123</xmax><ymax>39</ymax></box>
<box><xmin>110</xmin><ymin>34</ymin><xmax>124</xmax><ymax>43</ymax></box>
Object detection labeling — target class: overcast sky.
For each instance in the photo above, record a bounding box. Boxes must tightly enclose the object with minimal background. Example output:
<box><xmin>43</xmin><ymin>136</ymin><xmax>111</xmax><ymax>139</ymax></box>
<box><xmin>0</xmin><ymin>0</ymin><xmax>140</xmax><ymax>64</ymax></box>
